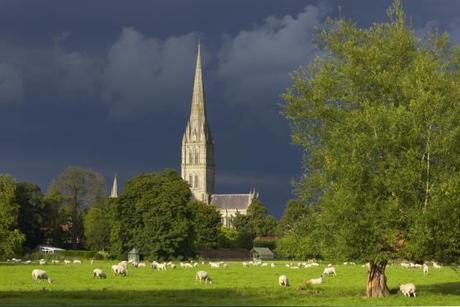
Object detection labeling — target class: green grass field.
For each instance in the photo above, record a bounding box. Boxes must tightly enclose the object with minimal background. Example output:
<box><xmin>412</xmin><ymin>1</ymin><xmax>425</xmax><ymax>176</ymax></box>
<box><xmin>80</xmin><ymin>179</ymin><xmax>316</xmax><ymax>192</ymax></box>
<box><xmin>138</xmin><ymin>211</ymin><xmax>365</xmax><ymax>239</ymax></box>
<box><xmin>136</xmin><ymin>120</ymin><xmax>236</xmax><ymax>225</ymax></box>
<box><xmin>0</xmin><ymin>260</ymin><xmax>458</xmax><ymax>306</ymax></box>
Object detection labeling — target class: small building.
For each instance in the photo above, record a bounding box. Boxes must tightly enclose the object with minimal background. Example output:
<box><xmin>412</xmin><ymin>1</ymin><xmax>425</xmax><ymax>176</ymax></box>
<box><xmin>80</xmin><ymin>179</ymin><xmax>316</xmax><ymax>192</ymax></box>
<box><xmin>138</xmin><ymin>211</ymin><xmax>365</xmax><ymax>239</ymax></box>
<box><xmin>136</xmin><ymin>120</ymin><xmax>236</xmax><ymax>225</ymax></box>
<box><xmin>38</xmin><ymin>245</ymin><xmax>65</xmax><ymax>254</ymax></box>
<box><xmin>128</xmin><ymin>248</ymin><xmax>139</xmax><ymax>263</ymax></box>
<box><xmin>250</xmin><ymin>247</ymin><xmax>274</xmax><ymax>260</ymax></box>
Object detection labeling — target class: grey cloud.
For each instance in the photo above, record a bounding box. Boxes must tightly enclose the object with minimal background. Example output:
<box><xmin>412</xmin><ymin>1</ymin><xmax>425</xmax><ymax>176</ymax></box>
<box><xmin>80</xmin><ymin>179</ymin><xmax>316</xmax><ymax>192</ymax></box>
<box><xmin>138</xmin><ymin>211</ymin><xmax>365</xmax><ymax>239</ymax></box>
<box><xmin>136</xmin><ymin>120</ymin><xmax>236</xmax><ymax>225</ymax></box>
<box><xmin>0</xmin><ymin>62</ymin><xmax>24</xmax><ymax>105</ymax></box>
<box><xmin>102</xmin><ymin>27</ymin><xmax>198</xmax><ymax>118</ymax></box>
<box><xmin>217</xmin><ymin>5</ymin><xmax>326</xmax><ymax>106</ymax></box>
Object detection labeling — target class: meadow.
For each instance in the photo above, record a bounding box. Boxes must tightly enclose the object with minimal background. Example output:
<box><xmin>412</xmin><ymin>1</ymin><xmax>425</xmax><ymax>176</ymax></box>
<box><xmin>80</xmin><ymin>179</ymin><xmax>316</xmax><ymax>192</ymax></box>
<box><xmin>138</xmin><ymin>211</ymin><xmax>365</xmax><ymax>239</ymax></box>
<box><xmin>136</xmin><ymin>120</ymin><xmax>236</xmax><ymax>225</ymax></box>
<box><xmin>0</xmin><ymin>260</ymin><xmax>459</xmax><ymax>306</ymax></box>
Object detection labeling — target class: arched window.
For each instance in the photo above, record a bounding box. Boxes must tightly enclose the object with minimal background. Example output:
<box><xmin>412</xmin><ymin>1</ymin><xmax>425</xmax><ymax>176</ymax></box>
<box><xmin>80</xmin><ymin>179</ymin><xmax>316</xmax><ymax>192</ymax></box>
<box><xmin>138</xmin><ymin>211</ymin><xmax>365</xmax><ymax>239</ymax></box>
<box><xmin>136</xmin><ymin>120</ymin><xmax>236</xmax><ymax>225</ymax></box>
<box><xmin>192</xmin><ymin>129</ymin><xmax>198</xmax><ymax>141</ymax></box>
<box><xmin>194</xmin><ymin>174</ymin><xmax>199</xmax><ymax>189</ymax></box>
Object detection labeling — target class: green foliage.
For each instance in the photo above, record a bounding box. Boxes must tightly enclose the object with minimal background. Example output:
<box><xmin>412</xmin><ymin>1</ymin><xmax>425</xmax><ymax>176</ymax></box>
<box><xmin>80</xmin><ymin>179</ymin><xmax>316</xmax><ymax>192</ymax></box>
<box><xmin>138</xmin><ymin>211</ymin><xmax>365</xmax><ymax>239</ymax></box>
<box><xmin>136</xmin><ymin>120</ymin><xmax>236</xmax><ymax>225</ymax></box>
<box><xmin>282</xmin><ymin>0</ymin><xmax>460</xmax><ymax>265</ymax></box>
<box><xmin>83</xmin><ymin>198</ymin><xmax>112</xmax><ymax>252</ymax></box>
<box><xmin>276</xmin><ymin>199</ymin><xmax>307</xmax><ymax>237</ymax></box>
<box><xmin>217</xmin><ymin>227</ymin><xmax>239</xmax><ymax>248</ymax></box>
<box><xmin>15</xmin><ymin>182</ymin><xmax>47</xmax><ymax>251</ymax></box>
<box><xmin>0</xmin><ymin>174</ymin><xmax>25</xmax><ymax>257</ymax></box>
<box><xmin>110</xmin><ymin>170</ymin><xmax>194</xmax><ymax>259</ymax></box>
<box><xmin>233</xmin><ymin>199</ymin><xmax>277</xmax><ymax>238</ymax></box>
<box><xmin>188</xmin><ymin>200</ymin><xmax>221</xmax><ymax>249</ymax></box>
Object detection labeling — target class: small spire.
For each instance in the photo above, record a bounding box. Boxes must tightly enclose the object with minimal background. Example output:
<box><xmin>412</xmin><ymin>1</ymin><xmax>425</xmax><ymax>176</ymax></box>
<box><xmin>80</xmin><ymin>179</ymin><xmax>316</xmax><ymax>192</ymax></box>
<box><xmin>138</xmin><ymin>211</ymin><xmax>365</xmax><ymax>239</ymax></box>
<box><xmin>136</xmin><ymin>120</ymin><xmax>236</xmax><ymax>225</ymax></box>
<box><xmin>110</xmin><ymin>174</ymin><xmax>118</xmax><ymax>198</ymax></box>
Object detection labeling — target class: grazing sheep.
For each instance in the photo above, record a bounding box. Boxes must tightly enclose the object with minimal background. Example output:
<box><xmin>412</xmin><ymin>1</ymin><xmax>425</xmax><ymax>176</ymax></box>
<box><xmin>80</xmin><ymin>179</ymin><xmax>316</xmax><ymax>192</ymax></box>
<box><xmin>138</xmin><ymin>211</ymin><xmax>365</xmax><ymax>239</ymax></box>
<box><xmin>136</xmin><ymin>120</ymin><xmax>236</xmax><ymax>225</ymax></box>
<box><xmin>310</xmin><ymin>262</ymin><xmax>319</xmax><ymax>267</ymax></box>
<box><xmin>32</xmin><ymin>269</ymin><xmax>53</xmax><ymax>284</ymax></box>
<box><xmin>23</xmin><ymin>260</ymin><xmax>32</xmax><ymax>264</ymax></box>
<box><xmin>51</xmin><ymin>260</ymin><xmax>59</xmax><ymax>264</ymax></box>
<box><xmin>93</xmin><ymin>268</ymin><xmax>107</xmax><ymax>279</ymax></box>
<box><xmin>323</xmin><ymin>267</ymin><xmax>337</xmax><ymax>276</ymax></box>
<box><xmin>423</xmin><ymin>264</ymin><xmax>429</xmax><ymax>275</ymax></box>
<box><xmin>196</xmin><ymin>270</ymin><xmax>212</xmax><ymax>284</ymax></box>
<box><xmin>64</xmin><ymin>260</ymin><xmax>71</xmax><ymax>265</ymax></box>
<box><xmin>306</xmin><ymin>275</ymin><xmax>323</xmax><ymax>285</ymax></box>
<box><xmin>39</xmin><ymin>259</ymin><xmax>47</xmax><ymax>265</ymax></box>
<box><xmin>73</xmin><ymin>260</ymin><xmax>81</xmax><ymax>264</ymax></box>
<box><xmin>151</xmin><ymin>261</ymin><xmax>159</xmax><ymax>270</ymax></box>
<box><xmin>135</xmin><ymin>262</ymin><xmax>146</xmax><ymax>268</ymax></box>
<box><xmin>278</xmin><ymin>275</ymin><xmax>289</xmax><ymax>287</ymax></box>
<box><xmin>242</xmin><ymin>262</ymin><xmax>249</xmax><ymax>267</ymax></box>
<box><xmin>157</xmin><ymin>263</ymin><xmax>167</xmax><ymax>271</ymax></box>
<box><xmin>400</xmin><ymin>283</ymin><xmax>416</xmax><ymax>297</ymax></box>
<box><xmin>118</xmin><ymin>261</ymin><xmax>128</xmax><ymax>268</ymax></box>
<box><xmin>433</xmin><ymin>262</ymin><xmax>441</xmax><ymax>269</ymax></box>
<box><xmin>90</xmin><ymin>259</ymin><xmax>94</xmax><ymax>265</ymax></box>
<box><xmin>261</xmin><ymin>263</ymin><xmax>268</xmax><ymax>267</ymax></box>
<box><xmin>182</xmin><ymin>263</ymin><xmax>193</xmax><ymax>269</ymax></box>
<box><xmin>290</xmin><ymin>266</ymin><xmax>300</xmax><ymax>269</ymax></box>
<box><xmin>271</xmin><ymin>263</ymin><xmax>276</xmax><ymax>268</ymax></box>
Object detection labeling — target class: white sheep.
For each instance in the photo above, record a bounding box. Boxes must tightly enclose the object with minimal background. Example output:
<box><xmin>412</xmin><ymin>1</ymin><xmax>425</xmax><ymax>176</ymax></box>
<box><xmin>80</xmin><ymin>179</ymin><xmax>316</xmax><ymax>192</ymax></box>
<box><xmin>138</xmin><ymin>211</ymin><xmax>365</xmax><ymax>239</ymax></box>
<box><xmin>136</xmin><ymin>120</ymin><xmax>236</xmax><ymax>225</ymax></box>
<box><xmin>182</xmin><ymin>263</ymin><xmax>193</xmax><ymax>269</ymax></box>
<box><xmin>118</xmin><ymin>261</ymin><xmax>128</xmax><ymax>268</ymax></box>
<box><xmin>261</xmin><ymin>263</ymin><xmax>268</xmax><ymax>267</ymax></box>
<box><xmin>93</xmin><ymin>268</ymin><xmax>107</xmax><ymax>279</ymax></box>
<box><xmin>32</xmin><ymin>269</ymin><xmax>52</xmax><ymax>284</ymax></box>
<box><xmin>151</xmin><ymin>261</ymin><xmax>159</xmax><ymax>269</ymax></box>
<box><xmin>64</xmin><ymin>260</ymin><xmax>71</xmax><ymax>264</ymax></box>
<box><xmin>51</xmin><ymin>260</ymin><xmax>59</xmax><ymax>264</ymax></box>
<box><xmin>278</xmin><ymin>275</ymin><xmax>289</xmax><ymax>287</ymax></box>
<box><xmin>306</xmin><ymin>275</ymin><xmax>323</xmax><ymax>285</ymax></box>
<box><xmin>271</xmin><ymin>263</ymin><xmax>276</xmax><ymax>268</ymax></box>
<box><xmin>39</xmin><ymin>259</ymin><xmax>47</xmax><ymax>265</ymax></box>
<box><xmin>23</xmin><ymin>260</ymin><xmax>32</xmax><ymax>264</ymax></box>
<box><xmin>433</xmin><ymin>262</ymin><xmax>441</xmax><ymax>269</ymax></box>
<box><xmin>111</xmin><ymin>264</ymin><xmax>128</xmax><ymax>276</ymax></box>
<box><xmin>73</xmin><ymin>259</ymin><xmax>81</xmax><ymax>264</ymax></box>
<box><xmin>400</xmin><ymin>283</ymin><xmax>416</xmax><ymax>297</ymax></box>
<box><xmin>196</xmin><ymin>270</ymin><xmax>212</xmax><ymax>284</ymax></box>
<box><xmin>157</xmin><ymin>263</ymin><xmax>167</xmax><ymax>271</ymax></box>
<box><xmin>423</xmin><ymin>263</ymin><xmax>429</xmax><ymax>275</ymax></box>
<box><xmin>323</xmin><ymin>267</ymin><xmax>337</xmax><ymax>276</ymax></box>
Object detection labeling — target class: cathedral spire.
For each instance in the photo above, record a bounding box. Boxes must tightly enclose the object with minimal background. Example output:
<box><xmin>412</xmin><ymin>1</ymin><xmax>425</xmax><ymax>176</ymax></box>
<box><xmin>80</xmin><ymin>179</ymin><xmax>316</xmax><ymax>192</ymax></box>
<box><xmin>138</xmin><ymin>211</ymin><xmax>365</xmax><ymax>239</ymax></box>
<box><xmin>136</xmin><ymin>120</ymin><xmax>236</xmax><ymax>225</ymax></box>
<box><xmin>110</xmin><ymin>174</ymin><xmax>118</xmax><ymax>198</ymax></box>
<box><xmin>189</xmin><ymin>42</ymin><xmax>207</xmax><ymax>130</ymax></box>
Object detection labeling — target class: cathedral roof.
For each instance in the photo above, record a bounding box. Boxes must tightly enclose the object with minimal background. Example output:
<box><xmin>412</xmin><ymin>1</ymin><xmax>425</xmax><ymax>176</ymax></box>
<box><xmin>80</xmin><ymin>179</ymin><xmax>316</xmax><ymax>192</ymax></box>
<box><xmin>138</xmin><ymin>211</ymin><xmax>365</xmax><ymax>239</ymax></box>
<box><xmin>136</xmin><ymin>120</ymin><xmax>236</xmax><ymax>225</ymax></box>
<box><xmin>210</xmin><ymin>193</ymin><xmax>255</xmax><ymax>210</ymax></box>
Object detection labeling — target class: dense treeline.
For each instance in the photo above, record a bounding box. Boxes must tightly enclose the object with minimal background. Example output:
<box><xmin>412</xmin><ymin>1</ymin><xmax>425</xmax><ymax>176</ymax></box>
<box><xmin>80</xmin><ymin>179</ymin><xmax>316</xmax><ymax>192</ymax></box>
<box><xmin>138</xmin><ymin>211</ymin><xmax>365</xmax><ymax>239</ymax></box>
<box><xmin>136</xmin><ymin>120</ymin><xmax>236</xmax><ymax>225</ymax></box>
<box><xmin>0</xmin><ymin>167</ymin><xmax>277</xmax><ymax>260</ymax></box>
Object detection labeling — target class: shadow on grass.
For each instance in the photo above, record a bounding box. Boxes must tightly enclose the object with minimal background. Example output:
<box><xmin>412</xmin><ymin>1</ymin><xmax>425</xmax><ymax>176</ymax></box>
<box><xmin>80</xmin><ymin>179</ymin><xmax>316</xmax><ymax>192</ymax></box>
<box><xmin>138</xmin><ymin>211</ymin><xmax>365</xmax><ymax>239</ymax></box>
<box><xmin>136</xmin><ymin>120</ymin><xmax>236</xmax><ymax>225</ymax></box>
<box><xmin>0</xmin><ymin>288</ymin><xmax>295</xmax><ymax>306</ymax></box>
<box><xmin>417</xmin><ymin>282</ymin><xmax>460</xmax><ymax>296</ymax></box>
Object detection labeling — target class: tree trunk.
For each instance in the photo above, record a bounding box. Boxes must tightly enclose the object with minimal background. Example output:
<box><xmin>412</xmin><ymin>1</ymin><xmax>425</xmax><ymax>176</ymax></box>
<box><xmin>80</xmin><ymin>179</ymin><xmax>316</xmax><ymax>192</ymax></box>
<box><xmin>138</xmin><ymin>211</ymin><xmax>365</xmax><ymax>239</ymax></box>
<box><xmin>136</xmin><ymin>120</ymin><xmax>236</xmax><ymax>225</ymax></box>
<box><xmin>366</xmin><ymin>262</ymin><xmax>390</xmax><ymax>297</ymax></box>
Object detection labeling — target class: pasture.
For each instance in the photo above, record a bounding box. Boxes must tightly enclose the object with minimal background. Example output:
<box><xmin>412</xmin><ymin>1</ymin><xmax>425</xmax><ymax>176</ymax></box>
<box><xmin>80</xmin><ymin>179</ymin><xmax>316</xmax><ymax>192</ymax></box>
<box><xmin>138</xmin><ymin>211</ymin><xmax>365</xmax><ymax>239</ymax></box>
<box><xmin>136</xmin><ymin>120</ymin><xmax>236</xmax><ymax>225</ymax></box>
<box><xmin>0</xmin><ymin>260</ymin><xmax>459</xmax><ymax>306</ymax></box>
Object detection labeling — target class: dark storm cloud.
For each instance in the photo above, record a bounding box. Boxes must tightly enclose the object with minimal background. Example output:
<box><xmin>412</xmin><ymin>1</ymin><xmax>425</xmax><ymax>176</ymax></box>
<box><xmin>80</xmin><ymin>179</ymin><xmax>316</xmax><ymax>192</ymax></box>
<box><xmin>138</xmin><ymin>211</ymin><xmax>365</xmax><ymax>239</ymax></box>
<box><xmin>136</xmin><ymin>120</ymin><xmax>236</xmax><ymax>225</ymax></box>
<box><xmin>1</xmin><ymin>0</ymin><xmax>460</xmax><ymax>217</ymax></box>
<box><xmin>102</xmin><ymin>28</ymin><xmax>197</xmax><ymax>118</ymax></box>
<box><xmin>0</xmin><ymin>62</ymin><xmax>24</xmax><ymax>104</ymax></box>
<box><xmin>217</xmin><ymin>5</ymin><xmax>326</xmax><ymax>107</ymax></box>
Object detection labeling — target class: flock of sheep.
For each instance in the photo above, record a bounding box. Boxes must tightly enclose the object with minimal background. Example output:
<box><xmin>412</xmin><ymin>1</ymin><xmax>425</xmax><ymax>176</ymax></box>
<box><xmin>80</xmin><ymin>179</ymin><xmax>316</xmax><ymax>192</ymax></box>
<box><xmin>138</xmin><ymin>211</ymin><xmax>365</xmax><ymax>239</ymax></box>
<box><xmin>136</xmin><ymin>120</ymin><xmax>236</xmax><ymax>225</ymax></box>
<box><xmin>26</xmin><ymin>258</ymin><xmax>443</xmax><ymax>298</ymax></box>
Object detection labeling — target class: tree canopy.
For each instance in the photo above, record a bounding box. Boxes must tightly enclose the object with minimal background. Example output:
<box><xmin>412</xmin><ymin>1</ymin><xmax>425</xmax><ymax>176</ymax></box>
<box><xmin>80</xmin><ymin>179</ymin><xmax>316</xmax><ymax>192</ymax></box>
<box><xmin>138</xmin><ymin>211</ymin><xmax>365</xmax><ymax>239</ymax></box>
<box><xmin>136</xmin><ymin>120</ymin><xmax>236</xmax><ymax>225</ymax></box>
<box><xmin>0</xmin><ymin>175</ymin><xmax>25</xmax><ymax>257</ymax></box>
<box><xmin>282</xmin><ymin>0</ymin><xmax>459</xmax><ymax>297</ymax></box>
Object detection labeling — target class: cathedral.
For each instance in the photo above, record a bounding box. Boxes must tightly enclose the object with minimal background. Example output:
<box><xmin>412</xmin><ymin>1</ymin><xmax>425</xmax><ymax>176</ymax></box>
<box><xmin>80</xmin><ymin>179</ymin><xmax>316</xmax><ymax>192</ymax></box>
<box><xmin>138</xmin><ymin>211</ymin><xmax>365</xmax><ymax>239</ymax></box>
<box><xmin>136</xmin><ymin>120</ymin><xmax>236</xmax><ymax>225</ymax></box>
<box><xmin>181</xmin><ymin>43</ymin><xmax>257</xmax><ymax>227</ymax></box>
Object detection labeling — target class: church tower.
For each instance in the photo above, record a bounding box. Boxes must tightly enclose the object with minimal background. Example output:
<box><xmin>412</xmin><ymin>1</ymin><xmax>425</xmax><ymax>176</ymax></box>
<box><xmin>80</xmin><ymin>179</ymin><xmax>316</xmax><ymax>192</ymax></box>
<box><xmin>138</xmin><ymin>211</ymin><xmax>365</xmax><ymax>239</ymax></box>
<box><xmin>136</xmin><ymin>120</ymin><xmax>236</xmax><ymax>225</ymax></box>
<box><xmin>181</xmin><ymin>43</ymin><xmax>215</xmax><ymax>203</ymax></box>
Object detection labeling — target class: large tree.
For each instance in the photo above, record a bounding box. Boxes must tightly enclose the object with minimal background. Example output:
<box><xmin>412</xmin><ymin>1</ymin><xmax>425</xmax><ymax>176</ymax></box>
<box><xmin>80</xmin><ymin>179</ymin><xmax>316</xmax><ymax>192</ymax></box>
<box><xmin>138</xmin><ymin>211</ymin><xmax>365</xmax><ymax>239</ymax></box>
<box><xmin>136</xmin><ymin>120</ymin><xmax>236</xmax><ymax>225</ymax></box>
<box><xmin>110</xmin><ymin>170</ymin><xmax>194</xmax><ymax>259</ymax></box>
<box><xmin>83</xmin><ymin>198</ymin><xmax>112</xmax><ymax>252</ymax></box>
<box><xmin>276</xmin><ymin>199</ymin><xmax>306</xmax><ymax>237</ymax></box>
<box><xmin>188</xmin><ymin>200</ymin><xmax>222</xmax><ymax>249</ymax></box>
<box><xmin>15</xmin><ymin>182</ymin><xmax>47</xmax><ymax>251</ymax></box>
<box><xmin>282</xmin><ymin>0</ymin><xmax>459</xmax><ymax>297</ymax></box>
<box><xmin>0</xmin><ymin>175</ymin><xmax>25</xmax><ymax>257</ymax></box>
<box><xmin>48</xmin><ymin>166</ymin><xmax>106</xmax><ymax>248</ymax></box>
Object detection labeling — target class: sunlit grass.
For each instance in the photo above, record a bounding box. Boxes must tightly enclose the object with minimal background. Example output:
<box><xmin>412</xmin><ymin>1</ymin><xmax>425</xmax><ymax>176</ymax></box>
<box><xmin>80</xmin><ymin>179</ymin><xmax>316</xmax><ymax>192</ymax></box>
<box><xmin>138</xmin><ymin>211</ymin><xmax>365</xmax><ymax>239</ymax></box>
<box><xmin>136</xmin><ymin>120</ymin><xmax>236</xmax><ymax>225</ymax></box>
<box><xmin>0</xmin><ymin>260</ymin><xmax>458</xmax><ymax>305</ymax></box>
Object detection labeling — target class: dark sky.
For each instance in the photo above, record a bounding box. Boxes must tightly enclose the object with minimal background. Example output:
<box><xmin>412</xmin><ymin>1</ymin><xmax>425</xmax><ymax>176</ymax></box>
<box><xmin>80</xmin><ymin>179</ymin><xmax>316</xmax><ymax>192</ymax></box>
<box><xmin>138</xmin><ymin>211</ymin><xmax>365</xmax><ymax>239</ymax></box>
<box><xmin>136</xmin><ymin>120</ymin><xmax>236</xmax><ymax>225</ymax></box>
<box><xmin>1</xmin><ymin>0</ymin><xmax>459</xmax><ymax>217</ymax></box>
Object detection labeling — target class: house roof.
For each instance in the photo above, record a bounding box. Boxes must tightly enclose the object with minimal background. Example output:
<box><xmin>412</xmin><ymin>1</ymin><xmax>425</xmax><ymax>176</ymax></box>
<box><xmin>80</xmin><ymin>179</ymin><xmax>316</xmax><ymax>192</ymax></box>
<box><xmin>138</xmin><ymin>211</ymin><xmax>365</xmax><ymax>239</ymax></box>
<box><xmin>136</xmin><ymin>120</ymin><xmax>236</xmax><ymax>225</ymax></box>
<box><xmin>210</xmin><ymin>194</ymin><xmax>254</xmax><ymax>210</ymax></box>
<box><xmin>128</xmin><ymin>248</ymin><xmax>138</xmax><ymax>254</ymax></box>
<box><xmin>250</xmin><ymin>247</ymin><xmax>274</xmax><ymax>257</ymax></box>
